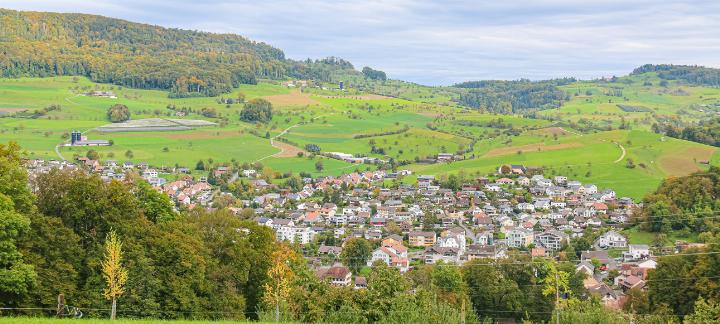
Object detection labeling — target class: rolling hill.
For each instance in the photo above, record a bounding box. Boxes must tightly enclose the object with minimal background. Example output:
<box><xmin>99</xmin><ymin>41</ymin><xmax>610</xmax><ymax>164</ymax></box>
<box><xmin>2</xmin><ymin>8</ymin><xmax>720</xmax><ymax>199</ymax></box>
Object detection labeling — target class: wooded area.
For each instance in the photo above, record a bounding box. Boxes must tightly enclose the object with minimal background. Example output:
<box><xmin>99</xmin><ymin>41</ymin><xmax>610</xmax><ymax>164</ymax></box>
<box><xmin>0</xmin><ymin>9</ymin><xmax>357</xmax><ymax>98</ymax></box>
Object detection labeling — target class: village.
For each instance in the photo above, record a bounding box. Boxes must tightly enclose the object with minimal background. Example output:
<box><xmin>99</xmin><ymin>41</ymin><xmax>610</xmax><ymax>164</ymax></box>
<box><xmin>22</xmin><ymin>157</ymin><xmax>691</xmax><ymax>311</ymax></box>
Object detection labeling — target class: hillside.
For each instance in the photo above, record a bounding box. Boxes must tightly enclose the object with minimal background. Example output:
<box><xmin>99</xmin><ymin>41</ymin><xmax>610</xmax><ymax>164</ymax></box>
<box><xmin>2</xmin><ymin>9</ymin><xmax>720</xmax><ymax>199</ymax></box>
<box><xmin>0</xmin><ymin>9</ymin><xmax>359</xmax><ymax>97</ymax></box>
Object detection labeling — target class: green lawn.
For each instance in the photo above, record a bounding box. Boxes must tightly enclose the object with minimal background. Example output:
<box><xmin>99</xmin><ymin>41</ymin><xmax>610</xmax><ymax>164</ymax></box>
<box><xmin>623</xmin><ymin>227</ymin><xmax>699</xmax><ymax>245</ymax></box>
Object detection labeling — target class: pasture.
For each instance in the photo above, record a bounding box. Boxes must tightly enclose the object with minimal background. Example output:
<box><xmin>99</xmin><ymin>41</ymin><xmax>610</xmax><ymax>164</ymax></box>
<box><xmin>0</xmin><ymin>75</ymin><xmax>718</xmax><ymax>198</ymax></box>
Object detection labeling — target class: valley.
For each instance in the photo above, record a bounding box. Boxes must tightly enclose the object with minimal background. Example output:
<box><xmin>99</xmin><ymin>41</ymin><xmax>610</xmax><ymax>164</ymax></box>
<box><xmin>1</xmin><ymin>71</ymin><xmax>718</xmax><ymax>199</ymax></box>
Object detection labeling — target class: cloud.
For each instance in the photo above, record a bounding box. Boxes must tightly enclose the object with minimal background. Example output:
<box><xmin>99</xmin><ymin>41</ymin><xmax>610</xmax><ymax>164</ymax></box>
<box><xmin>3</xmin><ymin>0</ymin><xmax>720</xmax><ymax>85</ymax></box>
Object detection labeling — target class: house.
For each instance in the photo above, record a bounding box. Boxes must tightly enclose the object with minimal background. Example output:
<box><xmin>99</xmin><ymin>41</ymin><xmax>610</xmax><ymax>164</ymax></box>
<box><xmin>318</xmin><ymin>245</ymin><xmax>343</xmax><ymax>257</ymax></box>
<box><xmin>368</xmin><ymin>241</ymin><xmax>409</xmax><ymax>272</ymax></box>
<box><xmin>534</xmin><ymin>230</ymin><xmax>568</xmax><ymax>250</ymax></box>
<box><xmin>506</xmin><ymin>228</ymin><xmax>534</xmax><ymax>248</ymax></box>
<box><xmin>576</xmin><ymin>260</ymin><xmax>595</xmax><ymax>277</ymax></box>
<box><xmin>595</xmin><ymin>231</ymin><xmax>627</xmax><ymax>249</ymax></box>
<box><xmin>408</xmin><ymin>231</ymin><xmax>437</xmax><ymax>247</ymax></box>
<box><xmin>498</xmin><ymin>164</ymin><xmax>526</xmax><ymax>174</ymax></box>
<box><xmin>424</xmin><ymin>246</ymin><xmax>461</xmax><ymax>264</ymax></box>
<box><xmin>316</xmin><ymin>265</ymin><xmax>352</xmax><ymax>286</ymax></box>
<box><xmin>354</xmin><ymin>276</ymin><xmax>367</xmax><ymax>289</ymax></box>
<box><xmin>437</xmin><ymin>153</ymin><xmax>454</xmax><ymax>162</ymax></box>
<box><xmin>440</xmin><ymin>227</ymin><xmax>467</xmax><ymax>253</ymax></box>
<box><xmin>587</xmin><ymin>284</ymin><xmax>619</xmax><ymax>307</ymax></box>
<box><xmin>581</xmin><ymin>250</ymin><xmax>616</xmax><ymax>271</ymax></box>
<box><xmin>624</xmin><ymin>244</ymin><xmax>650</xmax><ymax>261</ymax></box>
<box><xmin>618</xmin><ymin>275</ymin><xmax>645</xmax><ymax>291</ymax></box>
<box><xmin>467</xmin><ymin>244</ymin><xmax>507</xmax><ymax>260</ymax></box>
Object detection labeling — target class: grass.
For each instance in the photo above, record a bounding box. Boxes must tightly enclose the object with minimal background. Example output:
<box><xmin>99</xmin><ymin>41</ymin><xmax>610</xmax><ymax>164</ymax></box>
<box><xmin>0</xmin><ymin>318</ymin><xmax>275</xmax><ymax>324</ymax></box>
<box><xmin>1</xmin><ymin>75</ymin><xmax>719</xmax><ymax>199</ymax></box>
<box><xmin>623</xmin><ymin>226</ymin><xmax>699</xmax><ymax>245</ymax></box>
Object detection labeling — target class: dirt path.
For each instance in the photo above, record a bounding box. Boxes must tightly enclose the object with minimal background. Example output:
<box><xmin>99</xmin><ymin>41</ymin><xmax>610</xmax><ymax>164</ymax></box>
<box><xmin>55</xmin><ymin>144</ymin><xmax>66</xmax><ymax>161</ymax></box>
<box><xmin>613</xmin><ymin>142</ymin><xmax>626</xmax><ymax>163</ymax></box>
<box><xmin>254</xmin><ymin>113</ymin><xmax>333</xmax><ymax>163</ymax></box>
<box><xmin>558</xmin><ymin>127</ymin><xmax>583</xmax><ymax>136</ymax></box>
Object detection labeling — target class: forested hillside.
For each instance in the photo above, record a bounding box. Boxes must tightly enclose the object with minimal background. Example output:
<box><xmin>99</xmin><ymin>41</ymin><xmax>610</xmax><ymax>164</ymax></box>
<box><xmin>652</xmin><ymin>118</ymin><xmax>720</xmax><ymax>147</ymax></box>
<box><xmin>453</xmin><ymin>78</ymin><xmax>574</xmax><ymax>113</ymax></box>
<box><xmin>0</xmin><ymin>9</ymin><xmax>357</xmax><ymax>97</ymax></box>
<box><xmin>636</xmin><ymin>166</ymin><xmax>720</xmax><ymax>234</ymax></box>
<box><xmin>632</xmin><ymin>64</ymin><xmax>720</xmax><ymax>87</ymax></box>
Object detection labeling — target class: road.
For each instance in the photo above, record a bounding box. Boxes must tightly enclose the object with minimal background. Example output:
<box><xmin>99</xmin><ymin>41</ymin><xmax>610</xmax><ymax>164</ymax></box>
<box><xmin>613</xmin><ymin>142</ymin><xmax>626</xmax><ymax>163</ymax></box>
<box><xmin>55</xmin><ymin>144</ymin><xmax>66</xmax><ymax>161</ymax></box>
<box><xmin>254</xmin><ymin>113</ymin><xmax>333</xmax><ymax>163</ymax></box>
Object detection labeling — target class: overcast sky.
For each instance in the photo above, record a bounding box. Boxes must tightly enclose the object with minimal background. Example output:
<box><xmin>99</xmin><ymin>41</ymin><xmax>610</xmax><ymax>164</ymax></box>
<box><xmin>3</xmin><ymin>0</ymin><xmax>720</xmax><ymax>85</ymax></box>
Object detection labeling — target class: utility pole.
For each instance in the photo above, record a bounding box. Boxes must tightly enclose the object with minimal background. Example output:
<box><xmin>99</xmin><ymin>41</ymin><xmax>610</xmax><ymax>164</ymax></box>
<box><xmin>461</xmin><ymin>298</ymin><xmax>466</xmax><ymax>324</ymax></box>
<box><xmin>555</xmin><ymin>271</ymin><xmax>560</xmax><ymax>324</ymax></box>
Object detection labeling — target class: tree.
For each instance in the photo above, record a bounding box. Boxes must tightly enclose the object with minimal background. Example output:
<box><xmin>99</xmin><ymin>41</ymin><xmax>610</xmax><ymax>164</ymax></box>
<box><xmin>340</xmin><ymin>238</ymin><xmax>372</xmax><ymax>274</ymax></box>
<box><xmin>304</xmin><ymin>144</ymin><xmax>321</xmax><ymax>153</ymax></box>
<box><xmin>686</xmin><ymin>297</ymin><xmax>720</xmax><ymax>324</ymax></box>
<box><xmin>101</xmin><ymin>230</ymin><xmax>128</xmax><ymax>320</ymax></box>
<box><xmin>86</xmin><ymin>149</ymin><xmax>100</xmax><ymax>160</ymax></box>
<box><xmin>132</xmin><ymin>180</ymin><xmax>176</xmax><ymax>222</ymax></box>
<box><xmin>314</xmin><ymin>160</ymin><xmax>324</xmax><ymax>172</ymax></box>
<box><xmin>0</xmin><ymin>142</ymin><xmax>36</xmax><ymax>302</ymax></box>
<box><xmin>241</xmin><ymin>99</ymin><xmax>273</xmax><ymax>123</ymax></box>
<box><xmin>196</xmin><ymin>160</ymin><xmax>205</xmax><ymax>171</ymax></box>
<box><xmin>263</xmin><ymin>243</ymin><xmax>297</xmax><ymax>322</ymax></box>
<box><xmin>362</xmin><ymin>66</ymin><xmax>387</xmax><ymax>81</ymax></box>
<box><xmin>107</xmin><ymin>104</ymin><xmax>130</xmax><ymax>123</ymax></box>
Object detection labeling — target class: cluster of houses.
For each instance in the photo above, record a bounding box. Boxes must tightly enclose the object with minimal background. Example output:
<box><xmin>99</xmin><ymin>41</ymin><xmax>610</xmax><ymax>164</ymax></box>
<box><xmin>25</xmin><ymin>157</ymin><xmax>685</xmax><ymax>309</ymax></box>
<box><xmin>244</xmin><ymin>167</ymin><xmax>682</xmax><ymax>309</ymax></box>
<box><xmin>24</xmin><ymin>158</ymin><xmax>217</xmax><ymax>208</ymax></box>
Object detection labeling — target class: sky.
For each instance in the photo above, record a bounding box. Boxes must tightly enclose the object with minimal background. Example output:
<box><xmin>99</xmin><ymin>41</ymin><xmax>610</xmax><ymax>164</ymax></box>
<box><xmin>3</xmin><ymin>0</ymin><xmax>720</xmax><ymax>85</ymax></box>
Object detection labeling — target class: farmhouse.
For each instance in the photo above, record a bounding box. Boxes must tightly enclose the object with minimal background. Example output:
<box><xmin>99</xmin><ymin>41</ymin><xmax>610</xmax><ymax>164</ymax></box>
<box><xmin>69</xmin><ymin>131</ymin><xmax>110</xmax><ymax>146</ymax></box>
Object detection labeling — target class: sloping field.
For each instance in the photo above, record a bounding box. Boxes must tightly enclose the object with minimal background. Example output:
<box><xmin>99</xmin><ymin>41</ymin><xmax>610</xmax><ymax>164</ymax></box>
<box><xmin>262</xmin><ymin>91</ymin><xmax>319</xmax><ymax>106</ymax></box>
<box><xmin>483</xmin><ymin>142</ymin><xmax>583</xmax><ymax>157</ymax></box>
<box><xmin>659</xmin><ymin>146</ymin><xmax>715</xmax><ymax>176</ymax></box>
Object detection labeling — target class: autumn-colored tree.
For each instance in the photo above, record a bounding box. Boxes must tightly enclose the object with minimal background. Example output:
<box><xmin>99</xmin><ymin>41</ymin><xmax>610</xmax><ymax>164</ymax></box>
<box><xmin>101</xmin><ymin>230</ymin><xmax>128</xmax><ymax>320</ymax></box>
<box><xmin>263</xmin><ymin>243</ymin><xmax>298</xmax><ymax>322</ymax></box>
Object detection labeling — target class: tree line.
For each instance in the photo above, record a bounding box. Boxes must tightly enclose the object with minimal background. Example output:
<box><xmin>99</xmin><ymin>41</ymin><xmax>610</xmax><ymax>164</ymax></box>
<box><xmin>0</xmin><ymin>9</ymin><xmax>358</xmax><ymax>98</ymax></box>
<box><xmin>453</xmin><ymin>79</ymin><xmax>574</xmax><ymax>113</ymax></box>
<box><xmin>632</xmin><ymin>64</ymin><xmax>720</xmax><ymax>87</ymax></box>
<box><xmin>652</xmin><ymin>118</ymin><xmax>720</xmax><ymax>147</ymax></box>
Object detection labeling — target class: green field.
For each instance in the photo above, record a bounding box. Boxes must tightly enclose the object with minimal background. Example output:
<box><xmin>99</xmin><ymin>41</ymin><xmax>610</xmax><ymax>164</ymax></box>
<box><xmin>0</xmin><ymin>318</ymin><xmax>276</xmax><ymax>324</ymax></box>
<box><xmin>1</xmin><ymin>75</ymin><xmax>719</xmax><ymax>198</ymax></box>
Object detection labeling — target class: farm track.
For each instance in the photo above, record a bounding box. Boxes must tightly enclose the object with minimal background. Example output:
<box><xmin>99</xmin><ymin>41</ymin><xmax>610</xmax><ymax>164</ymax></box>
<box><xmin>254</xmin><ymin>113</ymin><xmax>333</xmax><ymax>163</ymax></box>
<box><xmin>614</xmin><ymin>142</ymin><xmax>626</xmax><ymax>163</ymax></box>
<box><xmin>558</xmin><ymin>126</ymin><xmax>583</xmax><ymax>136</ymax></box>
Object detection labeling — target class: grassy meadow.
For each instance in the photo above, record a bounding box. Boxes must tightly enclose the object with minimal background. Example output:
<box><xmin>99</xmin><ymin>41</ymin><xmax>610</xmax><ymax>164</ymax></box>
<box><xmin>1</xmin><ymin>75</ymin><xmax>719</xmax><ymax>199</ymax></box>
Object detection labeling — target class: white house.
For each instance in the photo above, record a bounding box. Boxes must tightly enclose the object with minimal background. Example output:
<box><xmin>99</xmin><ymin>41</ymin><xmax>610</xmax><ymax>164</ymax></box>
<box><xmin>624</xmin><ymin>244</ymin><xmax>650</xmax><ymax>261</ymax></box>
<box><xmin>595</xmin><ymin>231</ymin><xmax>627</xmax><ymax>249</ymax></box>
<box><xmin>506</xmin><ymin>228</ymin><xmax>534</xmax><ymax>248</ymax></box>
